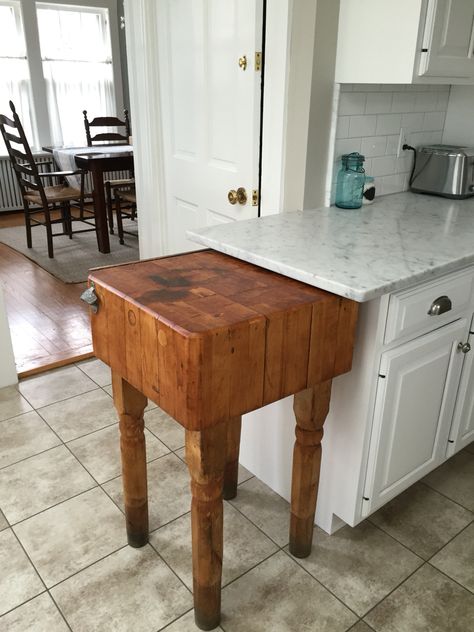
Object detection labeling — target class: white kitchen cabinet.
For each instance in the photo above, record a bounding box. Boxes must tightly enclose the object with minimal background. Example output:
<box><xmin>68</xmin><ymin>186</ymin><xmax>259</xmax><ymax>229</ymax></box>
<box><xmin>447</xmin><ymin>315</ymin><xmax>474</xmax><ymax>455</ymax></box>
<box><xmin>361</xmin><ymin>318</ymin><xmax>468</xmax><ymax>516</ymax></box>
<box><xmin>336</xmin><ymin>0</ymin><xmax>474</xmax><ymax>85</ymax></box>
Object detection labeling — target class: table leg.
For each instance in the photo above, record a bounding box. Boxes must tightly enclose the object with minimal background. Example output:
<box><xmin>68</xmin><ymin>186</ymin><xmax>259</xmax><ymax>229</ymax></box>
<box><xmin>290</xmin><ymin>380</ymin><xmax>332</xmax><ymax>558</ymax></box>
<box><xmin>91</xmin><ymin>166</ymin><xmax>111</xmax><ymax>253</ymax></box>
<box><xmin>223</xmin><ymin>416</ymin><xmax>242</xmax><ymax>500</ymax></box>
<box><xmin>112</xmin><ymin>371</ymin><xmax>148</xmax><ymax>547</ymax></box>
<box><xmin>185</xmin><ymin>421</ymin><xmax>227</xmax><ymax>631</ymax></box>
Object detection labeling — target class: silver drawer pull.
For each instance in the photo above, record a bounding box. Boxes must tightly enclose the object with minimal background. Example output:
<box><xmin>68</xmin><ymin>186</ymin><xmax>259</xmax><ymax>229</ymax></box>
<box><xmin>427</xmin><ymin>295</ymin><xmax>452</xmax><ymax>316</ymax></box>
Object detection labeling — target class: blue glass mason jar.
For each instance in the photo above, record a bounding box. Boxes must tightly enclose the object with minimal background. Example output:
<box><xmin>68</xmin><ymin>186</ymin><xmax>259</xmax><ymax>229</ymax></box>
<box><xmin>335</xmin><ymin>152</ymin><xmax>366</xmax><ymax>209</ymax></box>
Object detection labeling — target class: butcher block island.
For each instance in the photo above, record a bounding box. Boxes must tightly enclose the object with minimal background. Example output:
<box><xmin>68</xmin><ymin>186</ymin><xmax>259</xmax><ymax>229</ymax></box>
<box><xmin>88</xmin><ymin>250</ymin><xmax>358</xmax><ymax>630</ymax></box>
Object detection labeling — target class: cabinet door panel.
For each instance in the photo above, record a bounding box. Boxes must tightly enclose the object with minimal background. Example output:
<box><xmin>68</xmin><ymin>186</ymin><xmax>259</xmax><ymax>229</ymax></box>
<box><xmin>448</xmin><ymin>320</ymin><xmax>474</xmax><ymax>454</ymax></box>
<box><xmin>420</xmin><ymin>0</ymin><xmax>474</xmax><ymax>78</ymax></box>
<box><xmin>362</xmin><ymin>319</ymin><xmax>467</xmax><ymax>516</ymax></box>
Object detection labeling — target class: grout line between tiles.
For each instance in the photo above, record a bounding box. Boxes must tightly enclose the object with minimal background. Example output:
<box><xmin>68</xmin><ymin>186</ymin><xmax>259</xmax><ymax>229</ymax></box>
<box><xmin>18</xmin><ymin>382</ymin><xmax>99</xmax><ymax>413</ymax></box>
<box><xmin>426</xmin><ymin>558</ymin><xmax>474</xmax><ymax>596</ymax></box>
<box><xmin>0</xmin><ymin>589</ymin><xmax>49</xmax><ymax>621</ymax></box>
<box><xmin>45</xmin><ymin>543</ymin><xmax>129</xmax><ymax>592</ymax></box>
<box><xmin>418</xmin><ymin>478</ymin><xmax>474</xmax><ymax>514</ymax></box>
<box><xmin>368</xmin><ymin>506</ymin><xmax>474</xmax><ymax>563</ymax></box>
<box><xmin>361</xmin><ymin>561</ymin><xmax>431</xmax><ymax>623</ymax></box>
<box><xmin>46</xmin><ymin>590</ymin><xmax>74</xmax><ymax>632</ymax></box>
<box><xmin>280</xmin><ymin>547</ymin><xmax>361</xmax><ymax>621</ymax></box>
<box><xmin>155</xmin><ymin>607</ymin><xmax>195</xmax><ymax>632</ymax></box>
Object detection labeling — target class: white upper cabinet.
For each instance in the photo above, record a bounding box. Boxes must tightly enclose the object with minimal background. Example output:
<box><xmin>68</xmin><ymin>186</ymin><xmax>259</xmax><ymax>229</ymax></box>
<box><xmin>420</xmin><ymin>0</ymin><xmax>474</xmax><ymax>79</ymax></box>
<box><xmin>336</xmin><ymin>0</ymin><xmax>474</xmax><ymax>84</ymax></box>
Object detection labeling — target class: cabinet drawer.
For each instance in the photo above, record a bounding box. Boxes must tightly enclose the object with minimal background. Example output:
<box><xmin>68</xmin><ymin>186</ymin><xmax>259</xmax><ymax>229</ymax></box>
<box><xmin>385</xmin><ymin>270</ymin><xmax>474</xmax><ymax>344</ymax></box>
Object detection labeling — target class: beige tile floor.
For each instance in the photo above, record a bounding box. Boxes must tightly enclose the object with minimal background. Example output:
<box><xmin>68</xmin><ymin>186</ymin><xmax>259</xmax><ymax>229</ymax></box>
<box><xmin>0</xmin><ymin>359</ymin><xmax>473</xmax><ymax>632</ymax></box>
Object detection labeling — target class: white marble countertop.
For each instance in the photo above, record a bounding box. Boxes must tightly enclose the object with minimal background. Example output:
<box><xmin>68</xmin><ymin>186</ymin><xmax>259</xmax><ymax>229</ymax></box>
<box><xmin>187</xmin><ymin>192</ymin><xmax>474</xmax><ymax>302</ymax></box>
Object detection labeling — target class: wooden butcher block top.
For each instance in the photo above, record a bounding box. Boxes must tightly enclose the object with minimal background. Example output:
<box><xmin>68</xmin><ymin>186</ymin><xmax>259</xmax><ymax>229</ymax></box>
<box><xmin>89</xmin><ymin>250</ymin><xmax>358</xmax><ymax>430</ymax></box>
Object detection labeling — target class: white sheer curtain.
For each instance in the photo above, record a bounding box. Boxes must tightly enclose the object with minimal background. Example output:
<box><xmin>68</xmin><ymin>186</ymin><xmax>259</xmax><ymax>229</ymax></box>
<box><xmin>37</xmin><ymin>4</ymin><xmax>115</xmax><ymax>146</ymax></box>
<box><xmin>0</xmin><ymin>1</ymin><xmax>36</xmax><ymax>152</ymax></box>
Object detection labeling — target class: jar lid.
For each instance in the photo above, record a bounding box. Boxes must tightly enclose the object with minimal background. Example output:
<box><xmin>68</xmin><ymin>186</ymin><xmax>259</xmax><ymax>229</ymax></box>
<box><xmin>342</xmin><ymin>152</ymin><xmax>365</xmax><ymax>162</ymax></box>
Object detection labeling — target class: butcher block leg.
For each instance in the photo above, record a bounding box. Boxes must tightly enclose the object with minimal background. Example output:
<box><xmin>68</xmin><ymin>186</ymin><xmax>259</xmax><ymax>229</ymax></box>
<box><xmin>185</xmin><ymin>421</ymin><xmax>227</xmax><ymax>630</ymax></box>
<box><xmin>290</xmin><ymin>380</ymin><xmax>332</xmax><ymax>558</ymax></box>
<box><xmin>223</xmin><ymin>416</ymin><xmax>242</xmax><ymax>500</ymax></box>
<box><xmin>112</xmin><ymin>372</ymin><xmax>148</xmax><ymax>548</ymax></box>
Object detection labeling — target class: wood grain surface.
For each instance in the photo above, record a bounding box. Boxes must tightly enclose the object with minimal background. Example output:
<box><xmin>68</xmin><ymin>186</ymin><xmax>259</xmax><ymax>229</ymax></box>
<box><xmin>90</xmin><ymin>250</ymin><xmax>358</xmax><ymax>430</ymax></box>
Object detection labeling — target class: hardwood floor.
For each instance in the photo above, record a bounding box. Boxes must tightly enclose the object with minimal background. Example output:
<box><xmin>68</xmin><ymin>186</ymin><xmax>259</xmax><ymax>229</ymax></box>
<box><xmin>0</xmin><ymin>212</ymin><xmax>93</xmax><ymax>377</ymax></box>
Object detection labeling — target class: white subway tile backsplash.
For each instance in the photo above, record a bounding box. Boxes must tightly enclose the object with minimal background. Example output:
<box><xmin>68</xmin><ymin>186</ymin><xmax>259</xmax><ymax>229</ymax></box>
<box><xmin>336</xmin><ymin>116</ymin><xmax>350</xmax><ymax>139</ymax></box>
<box><xmin>391</xmin><ymin>92</ymin><xmax>416</xmax><ymax>113</ymax></box>
<box><xmin>385</xmin><ymin>134</ymin><xmax>400</xmax><ymax>155</ymax></box>
<box><xmin>365</xmin><ymin>92</ymin><xmax>392</xmax><ymax>114</ymax></box>
<box><xmin>371</xmin><ymin>155</ymin><xmax>398</xmax><ymax>177</ymax></box>
<box><xmin>376</xmin><ymin>113</ymin><xmax>402</xmax><ymax>135</ymax></box>
<box><xmin>334</xmin><ymin>138</ymin><xmax>362</xmax><ymax>157</ymax></box>
<box><xmin>347</xmin><ymin>115</ymin><xmax>377</xmax><ymax>138</ymax></box>
<box><xmin>423</xmin><ymin>111</ymin><xmax>446</xmax><ymax>131</ymax></box>
<box><xmin>339</xmin><ymin>92</ymin><xmax>367</xmax><ymax>115</ymax></box>
<box><xmin>401</xmin><ymin>112</ymin><xmax>424</xmax><ymax>130</ymax></box>
<box><xmin>332</xmin><ymin>83</ymin><xmax>451</xmax><ymax>199</ymax></box>
<box><xmin>436</xmin><ymin>91</ymin><xmax>450</xmax><ymax>110</ymax></box>
<box><xmin>361</xmin><ymin>136</ymin><xmax>387</xmax><ymax>157</ymax></box>
<box><xmin>414</xmin><ymin>91</ymin><xmax>437</xmax><ymax>112</ymax></box>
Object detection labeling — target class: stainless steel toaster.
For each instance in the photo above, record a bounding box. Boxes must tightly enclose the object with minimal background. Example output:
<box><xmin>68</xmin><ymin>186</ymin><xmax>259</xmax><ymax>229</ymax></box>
<box><xmin>410</xmin><ymin>144</ymin><xmax>474</xmax><ymax>199</ymax></box>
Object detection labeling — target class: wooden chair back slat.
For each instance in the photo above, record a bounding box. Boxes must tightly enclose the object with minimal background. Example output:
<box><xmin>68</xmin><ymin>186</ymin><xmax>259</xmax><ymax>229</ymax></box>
<box><xmin>3</xmin><ymin>130</ymin><xmax>22</xmax><ymax>144</ymax></box>
<box><xmin>10</xmin><ymin>146</ymin><xmax>29</xmax><ymax>162</ymax></box>
<box><xmin>83</xmin><ymin>109</ymin><xmax>131</xmax><ymax>146</ymax></box>
<box><xmin>0</xmin><ymin>113</ymin><xmax>16</xmax><ymax>128</ymax></box>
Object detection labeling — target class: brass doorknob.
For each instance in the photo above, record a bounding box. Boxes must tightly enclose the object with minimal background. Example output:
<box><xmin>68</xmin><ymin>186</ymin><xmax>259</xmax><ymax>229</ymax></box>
<box><xmin>236</xmin><ymin>187</ymin><xmax>247</xmax><ymax>204</ymax></box>
<box><xmin>228</xmin><ymin>188</ymin><xmax>247</xmax><ymax>205</ymax></box>
<box><xmin>228</xmin><ymin>190</ymin><xmax>238</xmax><ymax>205</ymax></box>
<box><xmin>238</xmin><ymin>55</ymin><xmax>247</xmax><ymax>70</ymax></box>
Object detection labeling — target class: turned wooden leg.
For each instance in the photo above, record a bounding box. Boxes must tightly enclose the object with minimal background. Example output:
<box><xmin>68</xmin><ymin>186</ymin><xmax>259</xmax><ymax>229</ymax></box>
<box><xmin>223</xmin><ymin>416</ymin><xmax>241</xmax><ymax>500</ymax></box>
<box><xmin>290</xmin><ymin>380</ymin><xmax>332</xmax><ymax>558</ymax></box>
<box><xmin>112</xmin><ymin>371</ymin><xmax>148</xmax><ymax>548</ymax></box>
<box><xmin>185</xmin><ymin>421</ymin><xmax>227</xmax><ymax>631</ymax></box>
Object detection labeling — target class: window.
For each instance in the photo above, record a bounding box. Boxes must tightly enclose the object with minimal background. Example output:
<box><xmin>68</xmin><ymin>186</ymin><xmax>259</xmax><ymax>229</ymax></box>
<box><xmin>37</xmin><ymin>3</ymin><xmax>115</xmax><ymax>145</ymax></box>
<box><xmin>0</xmin><ymin>0</ymin><xmax>122</xmax><ymax>153</ymax></box>
<box><xmin>0</xmin><ymin>1</ymin><xmax>36</xmax><ymax>147</ymax></box>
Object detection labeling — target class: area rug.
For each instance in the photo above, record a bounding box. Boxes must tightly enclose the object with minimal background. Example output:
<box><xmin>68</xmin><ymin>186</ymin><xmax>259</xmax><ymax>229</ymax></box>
<box><xmin>0</xmin><ymin>221</ymin><xmax>139</xmax><ymax>283</ymax></box>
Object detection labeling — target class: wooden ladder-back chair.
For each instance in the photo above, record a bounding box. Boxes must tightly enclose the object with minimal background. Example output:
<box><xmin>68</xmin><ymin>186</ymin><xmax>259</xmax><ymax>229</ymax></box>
<box><xmin>83</xmin><ymin>108</ymin><xmax>132</xmax><ymax>234</ymax></box>
<box><xmin>114</xmin><ymin>182</ymin><xmax>138</xmax><ymax>245</ymax></box>
<box><xmin>0</xmin><ymin>101</ymin><xmax>96</xmax><ymax>258</ymax></box>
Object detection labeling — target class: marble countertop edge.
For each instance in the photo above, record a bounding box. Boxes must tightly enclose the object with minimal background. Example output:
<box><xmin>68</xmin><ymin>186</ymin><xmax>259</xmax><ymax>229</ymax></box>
<box><xmin>187</xmin><ymin>232</ymin><xmax>474</xmax><ymax>303</ymax></box>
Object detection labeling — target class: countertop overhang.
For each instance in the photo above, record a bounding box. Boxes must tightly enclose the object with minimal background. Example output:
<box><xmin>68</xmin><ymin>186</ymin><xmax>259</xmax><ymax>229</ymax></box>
<box><xmin>187</xmin><ymin>192</ymin><xmax>474</xmax><ymax>302</ymax></box>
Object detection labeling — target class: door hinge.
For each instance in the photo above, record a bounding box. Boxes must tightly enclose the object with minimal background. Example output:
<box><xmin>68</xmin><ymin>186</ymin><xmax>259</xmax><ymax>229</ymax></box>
<box><xmin>252</xmin><ymin>189</ymin><xmax>259</xmax><ymax>206</ymax></box>
<box><xmin>255</xmin><ymin>52</ymin><xmax>262</xmax><ymax>71</ymax></box>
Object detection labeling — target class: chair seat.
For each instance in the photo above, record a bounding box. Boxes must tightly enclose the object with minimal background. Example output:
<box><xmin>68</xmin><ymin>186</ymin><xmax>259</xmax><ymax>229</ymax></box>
<box><xmin>117</xmin><ymin>190</ymin><xmax>136</xmax><ymax>204</ymax></box>
<box><xmin>25</xmin><ymin>184</ymin><xmax>82</xmax><ymax>204</ymax></box>
<box><xmin>105</xmin><ymin>177</ymin><xmax>135</xmax><ymax>188</ymax></box>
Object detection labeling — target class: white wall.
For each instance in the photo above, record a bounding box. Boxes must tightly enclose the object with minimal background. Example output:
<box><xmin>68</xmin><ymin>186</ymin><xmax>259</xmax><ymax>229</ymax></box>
<box><xmin>0</xmin><ymin>289</ymin><xmax>17</xmax><ymax>388</ymax></box>
<box><xmin>443</xmin><ymin>85</ymin><xmax>474</xmax><ymax>146</ymax></box>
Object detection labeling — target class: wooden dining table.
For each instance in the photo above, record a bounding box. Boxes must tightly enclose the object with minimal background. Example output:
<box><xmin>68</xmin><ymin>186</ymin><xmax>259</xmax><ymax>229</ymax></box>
<box><xmin>43</xmin><ymin>145</ymin><xmax>134</xmax><ymax>254</ymax></box>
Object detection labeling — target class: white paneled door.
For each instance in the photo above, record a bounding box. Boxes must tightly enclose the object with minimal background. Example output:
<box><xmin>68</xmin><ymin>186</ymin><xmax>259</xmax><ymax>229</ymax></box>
<box><xmin>157</xmin><ymin>0</ymin><xmax>263</xmax><ymax>253</ymax></box>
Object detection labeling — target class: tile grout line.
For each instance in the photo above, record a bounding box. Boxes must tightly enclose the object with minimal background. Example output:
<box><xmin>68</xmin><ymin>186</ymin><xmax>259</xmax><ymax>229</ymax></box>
<box><xmin>361</xmin><ymin>561</ymin><xmax>433</xmax><ymax>624</ymax></box>
<box><xmin>280</xmin><ymin>547</ymin><xmax>362</xmax><ymax>621</ymax></box>
<box><xmin>367</xmin><ymin>508</ymin><xmax>474</xmax><ymax>564</ymax></box>
<box><xmin>426</xmin><ymin>557</ymin><xmax>474</xmax><ymax>597</ymax></box>
<box><xmin>418</xmin><ymin>478</ymin><xmax>474</xmax><ymax>514</ymax></box>
<box><xmin>0</xmin><ymin>589</ymin><xmax>49</xmax><ymax>621</ymax></box>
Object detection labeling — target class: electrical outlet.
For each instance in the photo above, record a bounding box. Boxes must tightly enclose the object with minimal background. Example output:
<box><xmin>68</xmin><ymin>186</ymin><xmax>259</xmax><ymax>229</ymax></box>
<box><xmin>397</xmin><ymin>128</ymin><xmax>409</xmax><ymax>158</ymax></box>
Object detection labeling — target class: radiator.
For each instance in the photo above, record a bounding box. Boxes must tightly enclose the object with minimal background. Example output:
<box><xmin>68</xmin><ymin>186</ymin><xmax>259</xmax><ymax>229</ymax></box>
<box><xmin>0</xmin><ymin>154</ymin><xmax>129</xmax><ymax>212</ymax></box>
